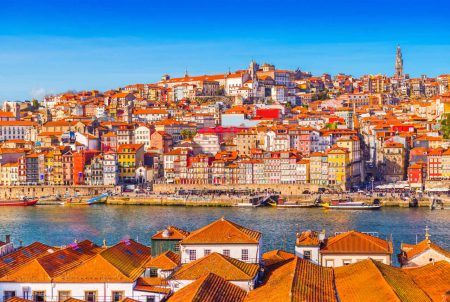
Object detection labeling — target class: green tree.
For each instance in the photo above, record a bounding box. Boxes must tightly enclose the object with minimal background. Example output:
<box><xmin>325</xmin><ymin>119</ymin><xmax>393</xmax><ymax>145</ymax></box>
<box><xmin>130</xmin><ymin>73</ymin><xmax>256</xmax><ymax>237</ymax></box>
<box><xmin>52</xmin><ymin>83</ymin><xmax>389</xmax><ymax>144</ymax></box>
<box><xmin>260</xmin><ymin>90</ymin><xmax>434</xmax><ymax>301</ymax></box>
<box><xmin>181</xmin><ymin>129</ymin><xmax>196</xmax><ymax>140</ymax></box>
<box><xmin>441</xmin><ymin>114</ymin><xmax>450</xmax><ymax>139</ymax></box>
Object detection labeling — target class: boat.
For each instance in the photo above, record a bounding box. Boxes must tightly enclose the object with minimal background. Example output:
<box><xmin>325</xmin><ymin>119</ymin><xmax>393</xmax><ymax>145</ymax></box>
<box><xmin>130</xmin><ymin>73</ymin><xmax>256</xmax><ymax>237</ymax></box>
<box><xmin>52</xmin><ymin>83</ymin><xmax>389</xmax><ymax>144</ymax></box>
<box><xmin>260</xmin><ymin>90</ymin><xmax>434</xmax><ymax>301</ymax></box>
<box><xmin>0</xmin><ymin>198</ymin><xmax>38</xmax><ymax>206</ymax></box>
<box><xmin>321</xmin><ymin>200</ymin><xmax>381</xmax><ymax>210</ymax></box>
<box><xmin>66</xmin><ymin>193</ymin><xmax>109</xmax><ymax>205</ymax></box>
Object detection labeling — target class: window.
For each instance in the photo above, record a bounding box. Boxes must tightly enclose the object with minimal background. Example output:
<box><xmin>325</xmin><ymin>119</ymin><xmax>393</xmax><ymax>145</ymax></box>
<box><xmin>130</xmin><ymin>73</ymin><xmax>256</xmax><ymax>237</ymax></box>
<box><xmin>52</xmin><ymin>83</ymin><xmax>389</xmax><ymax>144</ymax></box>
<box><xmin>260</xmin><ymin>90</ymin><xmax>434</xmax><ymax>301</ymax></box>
<box><xmin>4</xmin><ymin>291</ymin><xmax>16</xmax><ymax>300</ymax></box>
<box><xmin>84</xmin><ymin>291</ymin><xmax>97</xmax><ymax>302</ymax></box>
<box><xmin>33</xmin><ymin>291</ymin><xmax>45</xmax><ymax>302</ymax></box>
<box><xmin>189</xmin><ymin>249</ymin><xmax>197</xmax><ymax>261</ymax></box>
<box><xmin>58</xmin><ymin>291</ymin><xmax>70</xmax><ymax>302</ymax></box>
<box><xmin>149</xmin><ymin>268</ymin><xmax>158</xmax><ymax>277</ymax></box>
<box><xmin>343</xmin><ymin>259</ymin><xmax>352</xmax><ymax>266</ymax></box>
<box><xmin>303</xmin><ymin>250</ymin><xmax>311</xmax><ymax>260</ymax></box>
<box><xmin>204</xmin><ymin>249</ymin><xmax>211</xmax><ymax>256</ymax></box>
<box><xmin>146</xmin><ymin>296</ymin><xmax>155</xmax><ymax>302</ymax></box>
<box><xmin>223</xmin><ymin>249</ymin><xmax>230</xmax><ymax>257</ymax></box>
<box><xmin>241</xmin><ymin>249</ymin><xmax>249</xmax><ymax>261</ymax></box>
<box><xmin>112</xmin><ymin>291</ymin><xmax>124</xmax><ymax>302</ymax></box>
<box><xmin>325</xmin><ymin>259</ymin><xmax>334</xmax><ymax>267</ymax></box>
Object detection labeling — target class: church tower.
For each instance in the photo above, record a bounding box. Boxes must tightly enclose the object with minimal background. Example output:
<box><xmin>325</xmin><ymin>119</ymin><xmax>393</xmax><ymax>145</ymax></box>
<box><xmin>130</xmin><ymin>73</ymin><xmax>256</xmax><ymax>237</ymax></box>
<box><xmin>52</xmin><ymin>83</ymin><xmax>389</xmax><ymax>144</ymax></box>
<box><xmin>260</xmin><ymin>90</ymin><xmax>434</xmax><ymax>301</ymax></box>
<box><xmin>395</xmin><ymin>45</ymin><xmax>404</xmax><ymax>78</ymax></box>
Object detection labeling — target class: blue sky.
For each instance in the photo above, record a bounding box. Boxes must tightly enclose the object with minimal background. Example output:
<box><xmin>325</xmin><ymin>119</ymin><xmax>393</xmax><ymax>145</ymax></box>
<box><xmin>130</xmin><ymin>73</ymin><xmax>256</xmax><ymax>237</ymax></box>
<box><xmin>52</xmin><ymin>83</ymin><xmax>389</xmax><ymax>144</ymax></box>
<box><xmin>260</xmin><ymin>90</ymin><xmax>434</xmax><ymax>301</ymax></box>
<box><xmin>1</xmin><ymin>0</ymin><xmax>450</xmax><ymax>100</ymax></box>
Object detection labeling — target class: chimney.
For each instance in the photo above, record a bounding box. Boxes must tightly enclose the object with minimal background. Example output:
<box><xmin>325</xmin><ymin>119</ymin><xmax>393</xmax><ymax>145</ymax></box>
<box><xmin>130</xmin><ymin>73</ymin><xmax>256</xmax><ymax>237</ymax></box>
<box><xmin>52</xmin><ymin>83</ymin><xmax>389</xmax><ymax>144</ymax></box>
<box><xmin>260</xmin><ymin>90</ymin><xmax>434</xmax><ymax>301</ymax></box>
<box><xmin>5</xmin><ymin>235</ymin><xmax>10</xmax><ymax>244</ymax></box>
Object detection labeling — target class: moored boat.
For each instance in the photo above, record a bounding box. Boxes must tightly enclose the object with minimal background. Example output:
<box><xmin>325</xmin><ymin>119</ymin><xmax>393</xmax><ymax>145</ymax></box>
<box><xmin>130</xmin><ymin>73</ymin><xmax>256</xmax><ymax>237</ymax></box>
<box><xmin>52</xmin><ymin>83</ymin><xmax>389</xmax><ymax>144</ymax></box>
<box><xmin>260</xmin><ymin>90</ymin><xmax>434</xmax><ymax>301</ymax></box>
<box><xmin>66</xmin><ymin>193</ymin><xmax>108</xmax><ymax>205</ymax></box>
<box><xmin>321</xmin><ymin>201</ymin><xmax>381</xmax><ymax>210</ymax></box>
<box><xmin>0</xmin><ymin>198</ymin><xmax>38</xmax><ymax>206</ymax></box>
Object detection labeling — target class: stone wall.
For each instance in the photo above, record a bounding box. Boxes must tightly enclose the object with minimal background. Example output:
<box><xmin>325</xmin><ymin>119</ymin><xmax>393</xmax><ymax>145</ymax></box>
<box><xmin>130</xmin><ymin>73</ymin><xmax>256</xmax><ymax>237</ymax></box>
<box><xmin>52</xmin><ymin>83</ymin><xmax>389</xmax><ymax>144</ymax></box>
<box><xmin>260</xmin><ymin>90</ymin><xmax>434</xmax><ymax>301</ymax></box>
<box><xmin>153</xmin><ymin>183</ymin><xmax>323</xmax><ymax>196</ymax></box>
<box><xmin>0</xmin><ymin>185</ymin><xmax>118</xmax><ymax>199</ymax></box>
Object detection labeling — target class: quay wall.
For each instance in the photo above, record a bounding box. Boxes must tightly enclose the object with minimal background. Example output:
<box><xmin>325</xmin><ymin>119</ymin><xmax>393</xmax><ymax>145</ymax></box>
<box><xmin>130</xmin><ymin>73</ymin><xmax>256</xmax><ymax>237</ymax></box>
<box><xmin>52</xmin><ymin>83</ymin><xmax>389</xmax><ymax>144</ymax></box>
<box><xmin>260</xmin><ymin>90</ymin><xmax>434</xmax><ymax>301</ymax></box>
<box><xmin>153</xmin><ymin>183</ymin><xmax>322</xmax><ymax>196</ymax></box>
<box><xmin>0</xmin><ymin>185</ymin><xmax>119</xmax><ymax>199</ymax></box>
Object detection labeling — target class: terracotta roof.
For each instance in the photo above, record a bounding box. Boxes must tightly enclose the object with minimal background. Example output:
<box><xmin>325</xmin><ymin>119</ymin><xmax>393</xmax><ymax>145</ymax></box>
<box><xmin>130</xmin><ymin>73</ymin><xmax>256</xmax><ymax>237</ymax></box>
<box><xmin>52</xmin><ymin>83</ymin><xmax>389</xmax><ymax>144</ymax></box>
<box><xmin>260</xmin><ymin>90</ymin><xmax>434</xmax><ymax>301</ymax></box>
<box><xmin>246</xmin><ymin>257</ymin><xmax>337</xmax><ymax>302</ymax></box>
<box><xmin>262</xmin><ymin>250</ymin><xmax>295</xmax><ymax>269</ymax></box>
<box><xmin>321</xmin><ymin>231</ymin><xmax>393</xmax><ymax>255</ymax></box>
<box><xmin>145</xmin><ymin>250</ymin><xmax>180</xmax><ymax>270</ymax></box>
<box><xmin>181</xmin><ymin>218</ymin><xmax>261</xmax><ymax>244</ymax></box>
<box><xmin>152</xmin><ymin>226</ymin><xmax>190</xmax><ymax>240</ymax></box>
<box><xmin>335</xmin><ymin>259</ymin><xmax>432</xmax><ymax>302</ymax></box>
<box><xmin>0</xmin><ymin>242</ymin><xmax>52</xmax><ymax>278</ymax></box>
<box><xmin>100</xmin><ymin>239</ymin><xmax>151</xmax><ymax>280</ymax></box>
<box><xmin>134</xmin><ymin>277</ymin><xmax>171</xmax><ymax>294</ymax></box>
<box><xmin>404</xmin><ymin>261</ymin><xmax>450</xmax><ymax>301</ymax></box>
<box><xmin>400</xmin><ymin>239</ymin><xmax>450</xmax><ymax>263</ymax></box>
<box><xmin>6</xmin><ymin>298</ymin><xmax>32</xmax><ymax>302</ymax></box>
<box><xmin>171</xmin><ymin>252</ymin><xmax>259</xmax><ymax>281</ymax></box>
<box><xmin>168</xmin><ymin>273</ymin><xmax>247</xmax><ymax>302</ymax></box>
<box><xmin>296</xmin><ymin>230</ymin><xmax>321</xmax><ymax>247</ymax></box>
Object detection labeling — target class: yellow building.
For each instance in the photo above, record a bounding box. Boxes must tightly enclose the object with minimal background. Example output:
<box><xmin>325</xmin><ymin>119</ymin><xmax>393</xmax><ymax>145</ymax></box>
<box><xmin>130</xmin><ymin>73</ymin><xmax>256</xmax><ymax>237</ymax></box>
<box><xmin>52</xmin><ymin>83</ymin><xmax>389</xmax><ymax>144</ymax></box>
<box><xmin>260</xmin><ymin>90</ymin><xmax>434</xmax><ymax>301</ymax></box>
<box><xmin>327</xmin><ymin>146</ymin><xmax>350</xmax><ymax>189</ymax></box>
<box><xmin>118</xmin><ymin>143</ymin><xmax>145</xmax><ymax>182</ymax></box>
<box><xmin>441</xmin><ymin>149</ymin><xmax>450</xmax><ymax>179</ymax></box>
<box><xmin>0</xmin><ymin>162</ymin><xmax>19</xmax><ymax>186</ymax></box>
<box><xmin>44</xmin><ymin>151</ymin><xmax>54</xmax><ymax>185</ymax></box>
<box><xmin>336</xmin><ymin>136</ymin><xmax>363</xmax><ymax>185</ymax></box>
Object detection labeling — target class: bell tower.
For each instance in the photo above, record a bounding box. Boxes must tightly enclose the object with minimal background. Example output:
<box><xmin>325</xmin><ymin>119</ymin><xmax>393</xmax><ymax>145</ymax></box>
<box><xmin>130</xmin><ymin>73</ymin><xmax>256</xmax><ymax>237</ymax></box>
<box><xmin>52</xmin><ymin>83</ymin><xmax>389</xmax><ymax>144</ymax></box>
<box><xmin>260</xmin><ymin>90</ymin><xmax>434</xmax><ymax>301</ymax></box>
<box><xmin>395</xmin><ymin>45</ymin><xmax>404</xmax><ymax>78</ymax></box>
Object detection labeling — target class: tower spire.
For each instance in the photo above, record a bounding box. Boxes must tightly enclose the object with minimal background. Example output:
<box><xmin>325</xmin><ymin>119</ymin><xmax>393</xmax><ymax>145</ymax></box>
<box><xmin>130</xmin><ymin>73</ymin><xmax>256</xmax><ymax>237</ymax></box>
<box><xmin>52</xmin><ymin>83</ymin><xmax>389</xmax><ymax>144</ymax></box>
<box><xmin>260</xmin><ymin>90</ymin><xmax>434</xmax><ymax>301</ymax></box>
<box><xmin>395</xmin><ymin>45</ymin><xmax>404</xmax><ymax>78</ymax></box>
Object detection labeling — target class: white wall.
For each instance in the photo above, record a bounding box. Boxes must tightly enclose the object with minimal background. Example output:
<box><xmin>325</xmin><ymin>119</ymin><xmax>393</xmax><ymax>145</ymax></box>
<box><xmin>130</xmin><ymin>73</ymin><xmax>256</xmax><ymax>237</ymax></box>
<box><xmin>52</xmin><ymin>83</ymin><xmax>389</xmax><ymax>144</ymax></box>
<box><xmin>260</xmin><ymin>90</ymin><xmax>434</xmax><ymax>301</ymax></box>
<box><xmin>294</xmin><ymin>246</ymin><xmax>320</xmax><ymax>265</ymax></box>
<box><xmin>403</xmin><ymin>249</ymin><xmax>450</xmax><ymax>268</ymax></box>
<box><xmin>320</xmin><ymin>254</ymin><xmax>391</xmax><ymax>267</ymax></box>
<box><xmin>180</xmin><ymin>243</ymin><xmax>260</xmax><ymax>264</ymax></box>
<box><xmin>0</xmin><ymin>282</ymin><xmax>135</xmax><ymax>302</ymax></box>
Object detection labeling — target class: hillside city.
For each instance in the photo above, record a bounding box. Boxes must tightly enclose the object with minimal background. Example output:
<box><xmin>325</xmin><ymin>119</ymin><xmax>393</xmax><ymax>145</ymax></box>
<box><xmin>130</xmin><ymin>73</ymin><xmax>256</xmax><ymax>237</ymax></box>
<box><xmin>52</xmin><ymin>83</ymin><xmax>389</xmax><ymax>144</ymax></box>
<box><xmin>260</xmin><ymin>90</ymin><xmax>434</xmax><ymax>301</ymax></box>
<box><xmin>0</xmin><ymin>46</ymin><xmax>449</xmax><ymax>193</ymax></box>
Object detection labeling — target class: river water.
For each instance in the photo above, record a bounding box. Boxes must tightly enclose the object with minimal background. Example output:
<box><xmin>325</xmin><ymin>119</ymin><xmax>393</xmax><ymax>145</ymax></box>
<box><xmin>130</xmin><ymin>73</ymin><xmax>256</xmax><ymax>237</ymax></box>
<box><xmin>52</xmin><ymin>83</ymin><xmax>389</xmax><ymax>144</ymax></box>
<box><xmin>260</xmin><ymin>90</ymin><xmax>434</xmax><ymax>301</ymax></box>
<box><xmin>0</xmin><ymin>206</ymin><xmax>448</xmax><ymax>265</ymax></box>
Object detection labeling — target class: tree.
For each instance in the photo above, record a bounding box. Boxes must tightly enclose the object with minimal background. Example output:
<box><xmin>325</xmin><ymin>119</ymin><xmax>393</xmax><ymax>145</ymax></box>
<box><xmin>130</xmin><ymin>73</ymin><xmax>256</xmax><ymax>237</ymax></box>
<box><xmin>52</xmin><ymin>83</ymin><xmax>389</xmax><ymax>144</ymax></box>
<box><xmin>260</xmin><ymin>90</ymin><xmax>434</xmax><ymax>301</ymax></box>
<box><xmin>440</xmin><ymin>114</ymin><xmax>450</xmax><ymax>139</ymax></box>
<box><xmin>181</xmin><ymin>129</ymin><xmax>196</xmax><ymax>140</ymax></box>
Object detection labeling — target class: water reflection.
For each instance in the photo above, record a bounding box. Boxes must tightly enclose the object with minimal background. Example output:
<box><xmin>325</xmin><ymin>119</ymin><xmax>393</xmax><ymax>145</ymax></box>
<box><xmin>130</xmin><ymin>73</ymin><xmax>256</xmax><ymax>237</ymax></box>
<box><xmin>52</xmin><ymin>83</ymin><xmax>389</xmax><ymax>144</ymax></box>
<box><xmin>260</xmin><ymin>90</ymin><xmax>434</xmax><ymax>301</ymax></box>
<box><xmin>0</xmin><ymin>206</ymin><xmax>448</xmax><ymax>266</ymax></box>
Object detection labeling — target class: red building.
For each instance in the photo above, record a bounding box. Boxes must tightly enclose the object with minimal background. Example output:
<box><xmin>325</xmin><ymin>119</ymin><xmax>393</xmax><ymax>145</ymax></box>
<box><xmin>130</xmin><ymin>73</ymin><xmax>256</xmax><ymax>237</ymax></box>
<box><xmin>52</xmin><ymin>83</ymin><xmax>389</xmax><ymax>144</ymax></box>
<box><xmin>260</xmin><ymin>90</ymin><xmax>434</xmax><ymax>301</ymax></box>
<box><xmin>73</xmin><ymin>150</ymin><xmax>100</xmax><ymax>185</ymax></box>
<box><xmin>408</xmin><ymin>162</ymin><xmax>426</xmax><ymax>189</ymax></box>
<box><xmin>427</xmin><ymin>148</ymin><xmax>443</xmax><ymax>180</ymax></box>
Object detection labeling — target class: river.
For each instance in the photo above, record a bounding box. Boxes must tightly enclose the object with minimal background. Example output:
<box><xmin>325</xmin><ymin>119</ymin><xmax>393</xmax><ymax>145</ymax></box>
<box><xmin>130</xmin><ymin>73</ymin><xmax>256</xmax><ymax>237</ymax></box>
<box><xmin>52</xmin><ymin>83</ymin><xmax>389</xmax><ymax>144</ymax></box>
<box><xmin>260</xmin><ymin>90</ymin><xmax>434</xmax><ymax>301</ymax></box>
<box><xmin>0</xmin><ymin>205</ymin><xmax>448</xmax><ymax>266</ymax></box>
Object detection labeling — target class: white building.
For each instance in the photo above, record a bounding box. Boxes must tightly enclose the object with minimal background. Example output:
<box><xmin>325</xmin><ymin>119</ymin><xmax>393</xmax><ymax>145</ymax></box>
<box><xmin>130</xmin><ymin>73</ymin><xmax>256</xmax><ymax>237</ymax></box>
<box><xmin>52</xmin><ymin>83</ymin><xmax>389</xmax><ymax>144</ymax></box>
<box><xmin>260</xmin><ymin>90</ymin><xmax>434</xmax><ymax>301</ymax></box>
<box><xmin>179</xmin><ymin>218</ymin><xmax>262</xmax><ymax>264</ymax></box>
<box><xmin>169</xmin><ymin>252</ymin><xmax>259</xmax><ymax>292</ymax></box>
<box><xmin>192</xmin><ymin>133</ymin><xmax>220</xmax><ymax>155</ymax></box>
<box><xmin>295</xmin><ymin>230</ymin><xmax>393</xmax><ymax>267</ymax></box>
<box><xmin>102</xmin><ymin>151</ymin><xmax>118</xmax><ymax>185</ymax></box>
<box><xmin>399</xmin><ymin>229</ymin><xmax>450</xmax><ymax>267</ymax></box>
<box><xmin>134</xmin><ymin>125</ymin><xmax>153</xmax><ymax>151</ymax></box>
<box><xmin>0</xmin><ymin>239</ymin><xmax>166</xmax><ymax>302</ymax></box>
<box><xmin>0</xmin><ymin>121</ymin><xmax>36</xmax><ymax>142</ymax></box>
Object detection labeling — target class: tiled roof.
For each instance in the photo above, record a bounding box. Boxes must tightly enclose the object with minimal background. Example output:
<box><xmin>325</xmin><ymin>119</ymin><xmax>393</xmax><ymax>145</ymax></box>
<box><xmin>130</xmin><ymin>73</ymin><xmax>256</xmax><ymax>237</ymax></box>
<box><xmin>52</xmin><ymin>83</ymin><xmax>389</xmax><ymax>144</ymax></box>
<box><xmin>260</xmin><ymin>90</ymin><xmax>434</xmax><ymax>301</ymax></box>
<box><xmin>100</xmin><ymin>239</ymin><xmax>151</xmax><ymax>280</ymax></box>
<box><xmin>262</xmin><ymin>250</ymin><xmax>295</xmax><ymax>269</ymax></box>
<box><xmin>404</xmin><ymin>261</ymin><xmax>450</xmax><ymax>301</ymax></box>
<box><xmin>167</xmin><ymin>273</ymin><xmax>247</xmax><ymax>302</ymax></box>
<box><xmin>246</xmin><ymin>257</ymin><xmax>337</xmax><ymax>302</ymax></box>
<box><xmin>295</xmin><ymin>230</ymin><xmax>321</xmax><ymax>247</ymax></box>
<box><xmin>321</xmin><ymin>231</ymin><xmax>393</xmax><ymax>255</ymax></box>
<box><xmin>181</xmin><ymin>218</ymin><xmax>261</xmax><ymax>244</ymax></box>
<box><xmin>335</xmin><ymin>259</ymin><xmax>432</xmax><ymax>302</ymax></box>
<box><xmin>171</xmin><ymin>252</ymin><xmax>259</xmax><ymax>281</ymax></box>
<box><xmin>152</xmin><ymin>226</ymin><xmax>190</xmax><ymax>240</ymax></box>
<box><xmin>0</xmin><ymin>242</ymin><xmax>52</xmax><ymax>279</ymax></box>
<box><xmin>134</xmin><ymin>277</ymin><xmax>171</xmax><ymax>294</ymax></box>
<box><xmin>145</xmin><ymin>250</ymin><xmax>180</xmax><ymax>270</ymax></box>
<box><xmin>400</xmin><ymin>239</ymin><xmax>450</xmax><ymax>263</ymax></box>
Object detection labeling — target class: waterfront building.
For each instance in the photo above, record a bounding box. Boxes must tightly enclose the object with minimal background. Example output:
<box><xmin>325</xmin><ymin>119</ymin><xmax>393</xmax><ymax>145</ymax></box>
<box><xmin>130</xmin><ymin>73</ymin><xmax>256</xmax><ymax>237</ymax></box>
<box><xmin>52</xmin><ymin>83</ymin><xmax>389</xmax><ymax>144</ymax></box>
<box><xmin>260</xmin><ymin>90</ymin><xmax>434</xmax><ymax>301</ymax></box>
<box><xmin>382</xmin><ymin>141</ymin><xmax>406</xmax><ymax>183</ymax></box>
<box><xmin>326</xmin><ymin>146</ymin><xmax>350</xmax><ymax>189</ymax></box>
<box><xmin>179</xmin><ymin>218</ymin><xmax>262</xmax><ymax>264</ymax></box>
<box><xmin>102</xmin><ymin>151</ymin><xmax>119</xmax><ymax>186</ymax></box>
<box><xmin>295</xmin><ymin>230</ymin><xmax>393</xmax><ymax>267</ymax></box>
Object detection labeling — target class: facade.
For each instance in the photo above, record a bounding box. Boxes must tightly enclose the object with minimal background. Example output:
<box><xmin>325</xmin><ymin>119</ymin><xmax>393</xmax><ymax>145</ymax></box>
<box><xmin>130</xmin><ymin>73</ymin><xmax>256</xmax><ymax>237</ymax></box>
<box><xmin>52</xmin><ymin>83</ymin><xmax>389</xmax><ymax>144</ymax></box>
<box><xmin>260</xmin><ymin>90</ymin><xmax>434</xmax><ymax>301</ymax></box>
<box><xmin>295</xmin><ymin>230</ymin><xmax>393</xmax><ymax>267</ymax></box>
<box><xmin>179</xmin><ymin>218</ymin><xmax>262</xmax><ymax>264</ymax></box>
